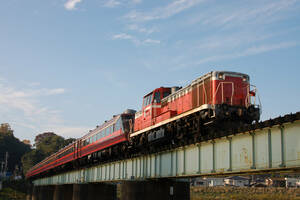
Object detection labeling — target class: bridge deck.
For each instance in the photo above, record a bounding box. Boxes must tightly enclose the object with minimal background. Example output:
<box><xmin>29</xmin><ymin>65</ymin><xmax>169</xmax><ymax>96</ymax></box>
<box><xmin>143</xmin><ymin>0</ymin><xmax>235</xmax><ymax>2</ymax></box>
<box><xmin>34</xmin><ymin>119</ymin><xmax>300</xmax><ymax>186</ymax></box>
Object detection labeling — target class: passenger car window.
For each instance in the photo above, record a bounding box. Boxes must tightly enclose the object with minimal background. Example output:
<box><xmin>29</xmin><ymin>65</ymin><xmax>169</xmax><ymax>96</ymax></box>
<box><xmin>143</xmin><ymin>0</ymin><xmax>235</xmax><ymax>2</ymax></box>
<box><xmin>109</xmin><ymin>126</ymin><xmax>112</xmax><ymax>135</ymax></box>
<box><xmin>116</xmin><ymin>118</ymin><xmax>120</xmax><ymax>131</ymax></box>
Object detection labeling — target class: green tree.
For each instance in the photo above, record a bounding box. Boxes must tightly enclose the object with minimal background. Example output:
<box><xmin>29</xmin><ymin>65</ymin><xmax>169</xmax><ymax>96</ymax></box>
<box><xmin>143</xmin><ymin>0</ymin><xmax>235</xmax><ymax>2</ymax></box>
<box><xmin>21</xmin><ymin>132</ymin><xmax>76</xmax><ymax>175</ymax></box>
<box><xmin>0</xmin><ymin>126</ymin><xmax>31</xmax><ymax>173</ymax></box>
<box><xmin>21</xmin><ymin>149</ymin><xmax>45</xmax><ymax>175</ymax></box>
<box><xmin>35</xmin><ymin>134</ymin><xmax>65</xmax><ymax>156</ymax></box>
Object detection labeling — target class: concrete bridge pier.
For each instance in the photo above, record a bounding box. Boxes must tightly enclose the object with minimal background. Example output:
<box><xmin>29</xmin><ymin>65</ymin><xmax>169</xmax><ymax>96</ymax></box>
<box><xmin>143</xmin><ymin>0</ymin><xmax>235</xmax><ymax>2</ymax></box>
<box><xmin>87</xmin><ymin>183</ymin><xmax>117</xmax><ymax>200</ymax></box>
<box><xmin>53</xmin><ymin>184</ymin><xmax>73</xmax><ymax>200</ymax></box>
<box><xmin>72</xmin><ymin>184</ymin><xmax>88</xmax><ymax>200</ymax></box>
<box><xmin>37</xmin><ymin>185</ymin><xmax>55</xmax><ymax>200</ymax></box>
<box><xmin>26</xmin><ymin>184</ymin><xmax>32</xmax><ymax>200</ymax></box>
<box><xmin>120</xmin><ymin>180</ymin><xmax>190</xmax><ymax>200</ymax></box>
<box><xmin>31</xmin><ymin>186</ymin><xmax>39</xmax><ymax>200</ymax></box>
<box><xmin>72</xmin><ymin>183</ymin><xmax>117</xmax><ymax>200</ymax></box>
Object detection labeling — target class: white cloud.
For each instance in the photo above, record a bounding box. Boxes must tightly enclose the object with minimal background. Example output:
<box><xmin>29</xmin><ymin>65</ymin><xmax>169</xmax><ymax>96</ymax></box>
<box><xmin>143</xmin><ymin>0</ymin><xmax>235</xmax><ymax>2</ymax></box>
<box><xmin>44</xmin><ymin>88</ymin><xmax>65</xmax><ymax>95</ymax></box>
<box><xmin>189</xmin><ymin>0</ymin><xmax>298</xmax><ymax>28</ymax></box>
<box><xmin>64</xmin><ymin>0</ymin><xmax>82</xmax><ymax>10</ymax></box>
<box><xmin>0</xmin><ymin>80</ymin><xmax>70</xmax><ymax>142</ymax></box>
<box><xmin>143</xmin><ymin>39</ymin><xmax>160</xmax><ymax>44</ymax></box>
<box><xmin>127</xmin><ymin>24</ymin><xmax>158</xmax><ymax>34</ymax></box>
<box><xmin>51</xmin><ymin>126</ymin><xmax>91</xmax><ymax>139</ymax></box>
<box><xmin>170</xmin><ymin>41</ymin><xmax>298</xmax><ymax>71</ymax></box>
<box><xmin>112</xmin><ymin>33</ymin><xmax>141</xmax><ymax>45</ymax></box>
<box><xmin>125</xmin><ymin>0</ymin><xmax>205</xmax><ymax>21</ymax></box>
<box><xmin>195</xmin><ymin>31</ymin><xmax>275</xmax><ymax>51</ymax></box>
<box><xmin>240</xmin><ymin>42</ymin><xmax>298</xmax><ymax>56</ymax></box>
<box><xmin>131</xmin><ymin>0</ymin><xmax>142</xmax><ymax>4</ymax></box>
<box><xmin>28</xmin><ymin>82</ymin><xmax>40</xmax><ymax>87</ymax></box>
<box><xmin>0</xmin><ymin>79</ymin><xmax>90</xmax><ymax>141</ymax></box>
<box><xmin>11</xmin><ymin>122</ymin><xmax>38</xmax><ymax>132</ymax></box>
<box><xmin>112</xmin><ymin>33</ymin><xmax>160</xmax><ymax>45</ymax></box>
<box><xmin>194</xmin><ymin>42</ymin><xmax>298</xmax><ymax>65</ymax></box>
<box><xmin>0</xmin><ymin>84</ymin><xmax>65</xmax><ymax>118</ymax></box>
<box><xmin>112</xmin><ymin>33</ymin><xmax>134</xmax><ymax>40</ymax></box>
<box><xmin>103</xmin><ymin>0</ymin><xmax>121</xmax><ymax>8</ymax></box>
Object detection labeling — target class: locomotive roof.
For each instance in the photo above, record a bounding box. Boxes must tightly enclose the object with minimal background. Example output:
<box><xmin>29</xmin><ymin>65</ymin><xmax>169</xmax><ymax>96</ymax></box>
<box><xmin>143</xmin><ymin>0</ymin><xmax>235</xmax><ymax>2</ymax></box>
<box><xmin>161</xmin><ymin>71</ymin><xmax>249</xmax><ymax>102</ymax></box>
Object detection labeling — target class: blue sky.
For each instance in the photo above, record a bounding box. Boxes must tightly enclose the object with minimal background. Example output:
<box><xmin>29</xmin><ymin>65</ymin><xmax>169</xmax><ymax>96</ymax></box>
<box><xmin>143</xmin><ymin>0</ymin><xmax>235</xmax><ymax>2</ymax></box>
<box><xmin>0</xmin><ymin>0</ymin><xmax>300</xmax><ymax>143</ymax></box>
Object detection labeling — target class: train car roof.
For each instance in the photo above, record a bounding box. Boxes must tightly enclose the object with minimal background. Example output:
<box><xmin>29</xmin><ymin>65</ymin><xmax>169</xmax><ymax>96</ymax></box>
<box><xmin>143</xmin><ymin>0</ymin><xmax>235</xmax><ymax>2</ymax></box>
<box><xmin>28</xmin><ymin>112</ymin><xmax>125</xmax><ymax>175</ymax></box>
<box><xmin>79</xmin><ymin>114</ymin><xmax>121</xmax><ymax>141</ymax></box>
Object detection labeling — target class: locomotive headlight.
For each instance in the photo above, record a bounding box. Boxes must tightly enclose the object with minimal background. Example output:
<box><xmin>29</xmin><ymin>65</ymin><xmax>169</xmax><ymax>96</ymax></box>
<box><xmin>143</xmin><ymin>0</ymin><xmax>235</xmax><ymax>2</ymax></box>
<box><xmin>218</xmin><ymin>73</ymin><xmax>224</xmax><ymax>80</ymax></box>
<box><xmin>242</xmin><ymin>76</ymin><xmax>248</xmax><ymax>82</ymax></box>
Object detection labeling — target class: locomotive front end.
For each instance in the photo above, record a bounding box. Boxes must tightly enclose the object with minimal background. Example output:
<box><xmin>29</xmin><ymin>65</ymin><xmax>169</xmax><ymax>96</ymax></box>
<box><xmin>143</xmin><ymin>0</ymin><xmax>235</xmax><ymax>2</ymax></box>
<box><xmin>211</xmin><ymin>71</ymin><xmax>260</xmax><ymax>124</ymax></box>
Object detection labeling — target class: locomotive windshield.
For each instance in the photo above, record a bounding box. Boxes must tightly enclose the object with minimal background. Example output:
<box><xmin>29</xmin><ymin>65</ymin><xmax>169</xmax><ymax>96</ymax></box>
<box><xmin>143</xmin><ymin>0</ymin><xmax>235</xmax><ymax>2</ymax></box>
<box><xmin>143</xmin><ymin>94</ymin><xmax>153</xmax><ymax>107</ymax></box>
<box><xmin>154</xmin><ymin>91</ymin><xmax>160</xmax><ymax>103</ymax></box>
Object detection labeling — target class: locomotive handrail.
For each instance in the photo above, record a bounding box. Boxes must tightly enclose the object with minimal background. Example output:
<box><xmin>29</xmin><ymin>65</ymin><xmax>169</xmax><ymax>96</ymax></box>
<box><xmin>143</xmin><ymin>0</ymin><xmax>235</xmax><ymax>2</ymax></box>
<box><xmin>245</xmin><ymin>84</ymin><xmax>261</xmax><ymax>110</ymax></box>
<box><xmin>250</xmin><ymin>84</ymin><xmax>262</xmax><ymax>114</ymax></box>
<box><xmin>203</xmin><ymin>83</ymin><xmax>207</xmax><ymax>104</ymax></box>
<box><xmin>221</xmin><ymin>82</ymin><xmax>234</xmax><ymax>105</ymax></box>
<box><xmin>213</xmin><ymin>81</ymin><xmax>234</xmax><ymax>105</ymax></box>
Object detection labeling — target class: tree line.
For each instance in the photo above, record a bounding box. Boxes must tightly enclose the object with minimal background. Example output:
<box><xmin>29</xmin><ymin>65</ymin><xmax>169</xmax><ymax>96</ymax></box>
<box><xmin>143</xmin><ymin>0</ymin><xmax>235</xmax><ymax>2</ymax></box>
<box><xmin>0</xmin><ymin>123</ymin><xmax>75</xmax><ymax>177</ymax></box>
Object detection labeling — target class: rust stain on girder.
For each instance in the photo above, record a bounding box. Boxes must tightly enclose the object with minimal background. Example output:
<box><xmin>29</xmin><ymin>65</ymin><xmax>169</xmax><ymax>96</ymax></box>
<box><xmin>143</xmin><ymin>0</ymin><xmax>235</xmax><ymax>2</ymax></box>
<box><xmin>240</xmin><ymin>147</ymin><xmax>251</xmax><ymax>165</ymax></box>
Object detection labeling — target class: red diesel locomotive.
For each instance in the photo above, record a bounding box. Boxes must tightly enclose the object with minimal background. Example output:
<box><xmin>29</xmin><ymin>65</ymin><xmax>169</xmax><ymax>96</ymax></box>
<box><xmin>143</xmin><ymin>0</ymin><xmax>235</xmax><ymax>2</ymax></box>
<box><xmin>26</xmin><ymin>71</ymin><xmax>260</xmax><ymax>179</ymax></box>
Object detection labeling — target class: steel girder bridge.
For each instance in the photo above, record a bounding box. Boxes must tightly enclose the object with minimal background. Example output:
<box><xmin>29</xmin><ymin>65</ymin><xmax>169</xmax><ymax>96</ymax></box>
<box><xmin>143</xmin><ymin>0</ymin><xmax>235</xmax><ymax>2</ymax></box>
<box><xmin>33</xmin><ymin>113</ymin><xmax>300</xmax><ymax>186</ymax></box>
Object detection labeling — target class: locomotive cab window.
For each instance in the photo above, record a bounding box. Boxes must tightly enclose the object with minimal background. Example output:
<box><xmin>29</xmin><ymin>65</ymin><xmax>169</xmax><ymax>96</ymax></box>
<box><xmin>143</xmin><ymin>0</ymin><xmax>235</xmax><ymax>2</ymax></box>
<box><xmin>154</xmin><ymin>91</ymin><xmax>161</xmax><ymax>103</ymax></box>
<box><xmin>143</xmin><ymin>94</ymin><xmax>153</xmax><ymax>107</ymax></box>
<box><xmin>163</xmin><ymin>91</ymin><xmax>170</xmax><ymax>98</ymax></box>
<box><xmin>147</xmin><ymin>94</ymin><xmax>153</xmax><ymax>105</ymax></box>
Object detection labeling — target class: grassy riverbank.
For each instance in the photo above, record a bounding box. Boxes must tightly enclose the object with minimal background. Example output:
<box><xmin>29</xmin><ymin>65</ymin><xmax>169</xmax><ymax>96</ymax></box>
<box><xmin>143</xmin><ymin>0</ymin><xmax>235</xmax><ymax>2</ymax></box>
<box><xmin>191</xmin><ymin>186</ymin><xmax>300</xmax><ymax>200</ymax></box>
<box><xmin>0</xmin><ymin>187</ymin><xmax>26</xmax><ymax>200</ymax></box>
